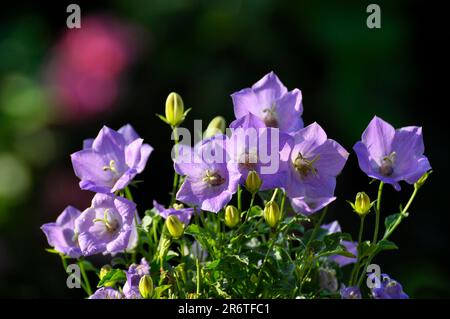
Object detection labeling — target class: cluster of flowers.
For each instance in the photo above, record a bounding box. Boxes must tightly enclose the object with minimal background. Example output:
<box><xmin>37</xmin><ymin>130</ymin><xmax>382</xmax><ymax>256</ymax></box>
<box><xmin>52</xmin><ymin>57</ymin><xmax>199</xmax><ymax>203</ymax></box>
<box><xmin>42</xmin><ymin>72</ymin><xmax>431</xmax><ymax>299</ymax></box>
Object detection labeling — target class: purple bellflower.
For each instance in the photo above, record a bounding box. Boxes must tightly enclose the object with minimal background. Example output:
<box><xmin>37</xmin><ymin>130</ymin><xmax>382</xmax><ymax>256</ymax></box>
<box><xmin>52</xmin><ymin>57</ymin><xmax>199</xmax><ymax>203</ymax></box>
<box><xmin>231</xmin><ymin>72</ymin><xmax>303</xmax><ymax>133</ymax></box>
<box><xmin>123</xmin><ymin>258</ymin><xmax>150</xmax><ymax>299</ymax></box>
<box><xmin>353</xmin><ymin>116</ymin><xmax>431</xmax><ymax>190</ymax></box>
<box><xmin>71</xmin><ymin>124</ymin><xmax>153</xmax><ymax>193</ymax></box>
<box><xmin>75</xmin><ymin>194</ymin><xmax>136</xmax><ymax>256</ymax></box>
<box><xmin>89</xmin><ymin>287</ymin><xmax>123</xmax><ymax>299</ymax></box>
<box><xmin>281</xmin><ymin>123</ymin><xmax>349</xmax><ymax>215</ymax></box>
<box><xmin>321</xmin><ymin>221</ymin><xmax>357</xmax><ymax>267</ymax></box>
<box><xmin>228</xmin><ymin>113</ymin><xmax>290</xmax><ymax>190</ymax></box>
<box><xmin>41</xmin><ymin>206</ymin><xmax>82</xmax><ymax>258</ymax></box>
<box><xmin>340</xmin><ymin>286</ymin><xmax>362</xmax><ymax>299</ymax></box>
<box><xmin>175</xmin><ymin>135</ymin><xmax>240</xmax><ymax>213</ymax></box>
<box><xmin>368</xmin><ymin>273</ymin><xmax>409</xmax><ymax>299</ymax></box>
<box><xmin>153</xmin><ymin>200</ymin><xmax>195</xmax><ymax>225</ymax></box>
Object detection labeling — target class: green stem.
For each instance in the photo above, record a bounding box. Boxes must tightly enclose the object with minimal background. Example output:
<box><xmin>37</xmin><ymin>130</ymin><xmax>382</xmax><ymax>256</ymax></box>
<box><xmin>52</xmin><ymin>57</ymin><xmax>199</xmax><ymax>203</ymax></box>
<box><xmin>372</xmin><ymin>181</ymin><xmax>384</xmax><ymax>244</ymax></box>
<box><xmin>196</xmin><ymin>258</ymin><xmax>201</xmax><ymax>296</ymax></box>
<box><xmin>280</xmin><ymin>190</ymin><xmax>286</xmax><ymax>219</ymax></box>
<box><xmin>270</xmin><ymin>188</ymin><xmax>279</xmax><ymax>202</ymax></box>
<box><xmin>356</xmin><ymin>185</ymin><xmax>420</xmax><ymax>287</ymax></box>
<box><xmin>349</xmin><ymin>216</ymin><xmax>365</xmax><ymax>285</ymax></box>
<box><xmin>237</xmin><ymin>185</ymin><xmax>242</xmax><ymax>212</ymax></box>
<box><xmin>170</xmin><ymin>126</ymin><xmax>180</xmax><ymax>206</ymax></box>
<box><xmin>298</xmin><ymin>207</ymin><xmax>328</xmax><ymax>290</ymax></box>
<box><xmin>78</xmin><ymin>260</ymin><xmax>92</xmax><ymax>296</ymax></box>
<box><xmin>384</xmin><ymin>186</ymin><xmax>419</xmax><ymax>240</ymax></box>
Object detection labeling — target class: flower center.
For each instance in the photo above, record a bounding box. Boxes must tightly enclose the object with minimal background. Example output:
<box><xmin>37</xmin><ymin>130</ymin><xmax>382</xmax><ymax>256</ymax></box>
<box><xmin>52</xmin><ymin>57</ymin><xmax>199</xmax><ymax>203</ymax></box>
<box><xmin>93</xmin><ymin>209</ymin><xmax>120</xmax><ymax>233</ymax></box>
<box><xmin>202</xmin><ymin>169</ymin><xmax>225</xmax><ymax>186</ymax></box>
<box><xmin>293</xmin><ymin>153</ymin><xmax>320</xmax><ymax>178</ymax></box>
<box><xmin>262</xmin><ymin>105</ymin><xmax>278</xmax><ymax>128</ymax></box>
<box><xmin>379</xmin><ymin>152</ymin><xmax>396</xmax><ymax>177</ymax></box>
<box><xmin>103</xmin><ymin>159</ymin><xmax>119</xmax><ymax>175</ymax></box>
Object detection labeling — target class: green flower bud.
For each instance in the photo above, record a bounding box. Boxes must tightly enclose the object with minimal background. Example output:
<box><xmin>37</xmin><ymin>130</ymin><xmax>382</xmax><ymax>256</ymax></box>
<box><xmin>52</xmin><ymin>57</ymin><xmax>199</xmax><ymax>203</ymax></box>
<box><xmin>165</xmin><ymin>92</ymin><xmax>185</xmax><ymax>126</ymax></box>
<box><xmin>166</xmin><ymin>215</ymin><xmax>184</xmax><ymax>238</ymax></box>
<box><xmin>263</xmin><ymin>201</ymin><xmax>281</xmax><ymax>228</ymax></box>
<box><xmin>245</xmin><ymin>170</ymin><xmax>262</xmax><ymax>194</ymax></box>
<box><xmin>225</xmin><ymin>205</ymin><xmax>240</xmax><ymax>228</ymax></box>
<box><xmin>203</xmin><ymin>116</ymin><xmax>226</xmax><ymax>139</ymax></box>
<box><xmin>414</xmin><ymin>171</ymin><xmax>431</xmax><ymax>190</ymax></box>
<box><xmin>99</xmin><ymin>265</ymin><xmax>112</xmax><ymax>280</ymax></box>
<box><xmin>139</xmin><ymin>275</ymin><xmax>154</xmax><ymax>299</ymax></box>
<box><xmin>348</xmin><ymin>192</ymin><xmax>372</xmax><ymax>216</ymax></box>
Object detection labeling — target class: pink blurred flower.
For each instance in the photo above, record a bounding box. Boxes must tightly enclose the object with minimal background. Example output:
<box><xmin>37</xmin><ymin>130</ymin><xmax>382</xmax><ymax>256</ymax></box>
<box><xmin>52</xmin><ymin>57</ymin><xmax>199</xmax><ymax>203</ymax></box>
<box><xmin>46</xmin><ymin>15</ymin><xmax>140</xmax><ymax>120</ymax></box>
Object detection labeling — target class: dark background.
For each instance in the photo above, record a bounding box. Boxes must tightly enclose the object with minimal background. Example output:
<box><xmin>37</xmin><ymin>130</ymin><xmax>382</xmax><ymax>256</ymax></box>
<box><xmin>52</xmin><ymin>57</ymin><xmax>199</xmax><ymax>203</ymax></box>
<box><xmin>0</xmin><ymin>0</ymin><xmax>447</xmax><ymax>298</ymax></box>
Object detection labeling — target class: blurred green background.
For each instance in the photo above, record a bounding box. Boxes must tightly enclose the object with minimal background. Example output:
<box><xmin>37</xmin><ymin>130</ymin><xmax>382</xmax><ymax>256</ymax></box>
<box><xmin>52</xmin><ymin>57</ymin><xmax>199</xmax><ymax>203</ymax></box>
<box><xmin>0</xmin><ymin>0</ymin><xmax>447</xmax><ymax>298</ymax></box>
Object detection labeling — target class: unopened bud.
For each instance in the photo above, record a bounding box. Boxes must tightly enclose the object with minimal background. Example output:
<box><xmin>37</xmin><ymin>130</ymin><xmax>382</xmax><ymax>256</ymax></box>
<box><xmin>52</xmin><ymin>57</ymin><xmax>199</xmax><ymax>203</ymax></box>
<box><xmin>245</xmin><ymin>170</ymin><xmax>262</xmax><ymax>194</ymax></box>
<box><xmin>99</xmin><ymin>265</ymin><xmax>112</xmax><ymax>280</ymax></box>
<box><xmin>349</xmin><ymin>192</ymin><xmax>372</xmax><ymax>217</ymax></box>
<box><xmin>139</xmin><ymin>275</ymin><xmax>154</xmax><ymax>299</ymax></box>
<box><xmin>204</xmin><ymin>116</ymin><xmax>226</xmax><ymax>139</ymax></box>
<box><xmin>166</xmin><ymin>215</ymin><xmax>184</xmax><ymax>238</ymax></box>
<box><xmin>225</xmin><ymin>205</ymin><xmax>240</xmax><ymax>228</ymax></box>
<box><xmin>264</xmin><ymin>201</ymin><xmax>281</xmax><ymax>228</ymax></box>
<box><xmin>415</xmin><ymin>171</ymin><xmax>431</xmax><ymax>190</ymax></box>
<box><xmin>165</xmin><ymin>92</ymin><xmax>185</xmax><ymax>126</ymax></box>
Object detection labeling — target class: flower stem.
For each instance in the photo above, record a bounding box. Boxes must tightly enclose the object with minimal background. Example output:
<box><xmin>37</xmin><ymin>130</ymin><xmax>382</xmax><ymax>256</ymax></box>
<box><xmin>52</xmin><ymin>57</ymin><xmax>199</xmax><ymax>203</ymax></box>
<box><xmin>349</xmin><ymin>216</ymin><xmax>365</xmax><ymax>285</ymax></box>
<box><xmin>78</xmin><ymin>260</ymin><xmax>92</xmax><ymax>296</ymax></box>
<box><xmin>270</xmin><ymin>188</ymin><xmax>279</xmax><ymax>202</ymax></box>
<box><xmin>170</xmin><ymin>126</ymin><xmax>180</xmax><ymax>206</ymax></box>
<box><xmin>356</xmin><ymin>185</ymin><xmax>420</xmax><ymax>287</ymax></box>
<box><xmin>237</xmin><ymin>184</ymin><xmax>242</xmax><ymax>212</ymax></box>
<box><xmin>196</xmin><ymin>258</ymin><xmax>201</xmax><ymax>297</ymax></box>
<box><xmin>372</xmin><ymin>181</ymin><xmax>384</xmax><ymax>244</ymax></box>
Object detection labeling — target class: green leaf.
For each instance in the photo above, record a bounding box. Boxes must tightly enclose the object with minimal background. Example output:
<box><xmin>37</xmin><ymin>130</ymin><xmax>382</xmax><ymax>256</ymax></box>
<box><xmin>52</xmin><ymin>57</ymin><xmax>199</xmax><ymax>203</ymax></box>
<box><xmin>79</xmin><ymin>260</ymin><xmax>96</xmax><ymax>272</ymax></box>
<box><xmin>154</xmin><ymin>285</ymin><xmax>172</xmax><ymax>298</ymax></box>
<box><xmin>155</xmin><ymin>113</ymin><xmax>170</xmax><ymax>124</ymax></box>
<box><xmin>141</xmin><ymin>215</ymin><xmax>153</xmax><ymax>232</ymax></box>
<box><xmin>97</xmin><ymin>269</ymin><xmax>126</xmax><ymax>287</ymax></box>
<box><xmin>359</xmin><ymin>240</ymin><xmax>376</xmax><ymax>258</ymax></box>
<box><xmin>384</xmin><ymin>213</ymin><xmax>400</xmax><ymax>231</ymax></box>
<box><xmin>206</xmin><ymin>259</ymin><xmax>221</xmax><ymax>270</ymax></box>
<box><xmin>375</xmin><ymin>239</ymin><xmax>398</xmax><ymax>253</ymax></box>
<box><xmin>247</xmin><ymin>205</ymin><xmax>263</xmax><ymax>218</ymax></box>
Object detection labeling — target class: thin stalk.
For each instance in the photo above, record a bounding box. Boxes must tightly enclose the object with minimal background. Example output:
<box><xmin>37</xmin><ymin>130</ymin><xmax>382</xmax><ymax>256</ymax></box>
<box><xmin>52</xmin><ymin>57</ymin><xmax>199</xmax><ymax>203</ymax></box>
<box><xmin>170</xmin><ymin>126</ymin><xmax>180</xmax><ymax>205</ymax></box>
<box><xmin>372</xmin><ymin>181</ymin><xmax>384</xmax><ymax>244</ymax></box>
<box><xmin>78</xmin><ymin>260</ymin><xmax>92</xmax><ymax>296</ymax></box>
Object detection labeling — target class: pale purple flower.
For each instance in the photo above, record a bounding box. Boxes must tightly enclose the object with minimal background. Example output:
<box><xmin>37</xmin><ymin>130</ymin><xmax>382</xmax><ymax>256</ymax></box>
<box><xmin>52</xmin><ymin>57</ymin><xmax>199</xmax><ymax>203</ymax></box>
<box><xmin>368</xmin><ymin>273</ymin><xmax>409</xmax><ymax>299</ymax></box>
<box><xmin>321</xmin><ymin>221</ymin><xmax>357</xmax><ymax>267</ymax></box>
<box><xmin>41</xmin><ymin>206</ymin><xmax>82</xmax><ymax>258</ymax></box>
<box><xmin>89</xmin><ymin>287</ymin><xmax>123</xmax><ymax>299</ymax></box>
<box><xmin>228</xmin><ymin>113</ymin><xmax>290</xmax><ymax>190</ymax></box>
<box><xmin>75</xmin><ymin>194</ymin><xmax>136</xmax><ymax>256</ymax></box>
<box><xmin>71</xmin><ymin>124</ymin><xmax>153</xmax><ymax>193</ymax></box>
<box><xmin>123</xmin><ymin>258</ymin><xmax>150</xmax><ymax>299</ymax></box>
<box><xmin>281</xmin><ymin>123</ymin><xmax>349</xmax><ymax>215</ymax></box>
<box><xmin>353</xmin><ymin>116</ymin><xmax>431</xmax><ymax>191</ymax></box>
<box><xmin>340</xmin><ymin>286</ymin><xmax>362</xmax><ymax>299</ymax></box>
<box><xmin>231</xmin><ymin>71</ymin><xmax>303</xmax><ymax>133</ymax></box>
<box><xmin>152</xmin><ymin>200</ymin><xmax>194</xmax><ymax>225</ymax></box>
<box><xmin>175</xmin><ymin>135</ymin><xmax>240</xmax><ymax>213</ymax></box>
